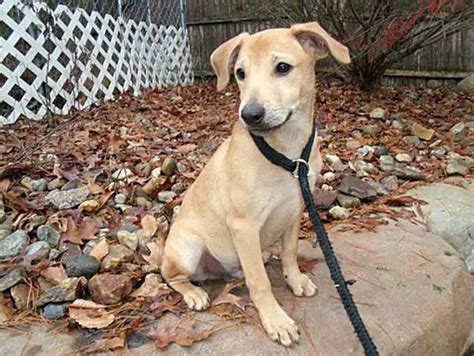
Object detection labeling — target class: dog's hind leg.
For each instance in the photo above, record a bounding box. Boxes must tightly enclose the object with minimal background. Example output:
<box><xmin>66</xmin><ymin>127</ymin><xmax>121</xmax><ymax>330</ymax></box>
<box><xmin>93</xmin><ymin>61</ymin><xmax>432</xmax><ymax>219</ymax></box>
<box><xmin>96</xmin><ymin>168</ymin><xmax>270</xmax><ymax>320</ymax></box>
<box><xmin>281</xmin><ymin>218</ymin><xmax>317</xmax><ymax>297</ymax></box>
<box><xmin>161</xmin><ymin>230</ymin><xmax>210</xmax><ymax>311</ymax></box>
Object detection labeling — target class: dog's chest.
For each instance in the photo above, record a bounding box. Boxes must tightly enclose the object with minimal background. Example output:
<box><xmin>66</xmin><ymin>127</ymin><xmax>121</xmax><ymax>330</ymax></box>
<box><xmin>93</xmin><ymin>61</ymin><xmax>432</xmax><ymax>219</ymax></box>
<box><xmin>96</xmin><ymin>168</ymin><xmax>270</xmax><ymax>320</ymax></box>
<box><xmin>259</xmin><ymin>178</ymin><xmax>303</xmax><ymax>248</ymax></box>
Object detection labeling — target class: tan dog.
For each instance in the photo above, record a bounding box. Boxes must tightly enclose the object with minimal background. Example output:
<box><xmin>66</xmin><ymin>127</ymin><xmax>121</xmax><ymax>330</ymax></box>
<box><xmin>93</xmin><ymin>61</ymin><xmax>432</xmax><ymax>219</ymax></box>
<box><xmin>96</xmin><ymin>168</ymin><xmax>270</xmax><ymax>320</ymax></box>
<box><xmin>161</xmin><ymin>22</ymin><xmax>350</xmax><ymax>346</ymax></box>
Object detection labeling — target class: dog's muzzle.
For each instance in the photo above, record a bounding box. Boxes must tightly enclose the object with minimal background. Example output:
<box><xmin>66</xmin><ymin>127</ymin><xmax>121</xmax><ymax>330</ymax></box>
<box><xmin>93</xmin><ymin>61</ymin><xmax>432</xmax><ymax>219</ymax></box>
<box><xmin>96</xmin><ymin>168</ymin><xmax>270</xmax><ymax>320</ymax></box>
<box><xmin>245</xmin><ymin>110</ymin><xmax>293</xmax><ymax>134</ymax></box>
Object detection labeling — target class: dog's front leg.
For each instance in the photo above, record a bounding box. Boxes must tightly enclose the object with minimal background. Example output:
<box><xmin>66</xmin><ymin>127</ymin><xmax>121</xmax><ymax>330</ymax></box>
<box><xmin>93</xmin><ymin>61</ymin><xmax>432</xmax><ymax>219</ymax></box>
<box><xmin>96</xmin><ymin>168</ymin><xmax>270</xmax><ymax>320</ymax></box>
<box><xmin>281</xmin><ymin>218</ymin><xmax>317</xmax><ymax>297</ymax></box>
<box><xmin>229</xmin><ymin>217</ymin><xmax>300</xmax><ymax>346</ymax></box>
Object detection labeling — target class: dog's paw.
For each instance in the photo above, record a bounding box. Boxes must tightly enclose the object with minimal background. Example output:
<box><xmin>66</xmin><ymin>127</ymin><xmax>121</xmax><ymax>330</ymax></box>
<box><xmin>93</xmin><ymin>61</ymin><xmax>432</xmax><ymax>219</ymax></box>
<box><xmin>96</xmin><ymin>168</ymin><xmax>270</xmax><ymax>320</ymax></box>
<box><xmin>183</xmin><ymin>286</ymin><xmax>210</xmax><ymax>311</ymax></box>
<box><xmin>286</xmin><ymin>273</ymin><xmax>317</xmax><ymax>297</ymax></box>
<box><xmin>261</xmin><ymin>307</ymin><xmax>300</xmax><ymax>346</ymax></box>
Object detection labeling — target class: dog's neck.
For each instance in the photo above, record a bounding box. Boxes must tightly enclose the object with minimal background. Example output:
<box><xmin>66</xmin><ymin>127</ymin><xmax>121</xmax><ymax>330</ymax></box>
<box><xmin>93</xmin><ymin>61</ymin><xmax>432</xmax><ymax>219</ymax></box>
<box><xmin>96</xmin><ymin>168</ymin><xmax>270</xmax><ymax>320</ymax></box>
<box><xmin>262</xmin><ymin>105</ymin><xmax>315</xmax><ymax>160</ymax></box>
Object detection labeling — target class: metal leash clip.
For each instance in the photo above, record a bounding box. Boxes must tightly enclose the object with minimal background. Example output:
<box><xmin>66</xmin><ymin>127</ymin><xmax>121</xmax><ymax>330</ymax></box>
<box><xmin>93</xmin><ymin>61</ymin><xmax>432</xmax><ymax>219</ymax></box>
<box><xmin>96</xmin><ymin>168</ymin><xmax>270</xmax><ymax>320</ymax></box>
<box><xmin>291</xmin><ymin>158</ymin><xmax>310</xmax><ymax>179</ymax></box>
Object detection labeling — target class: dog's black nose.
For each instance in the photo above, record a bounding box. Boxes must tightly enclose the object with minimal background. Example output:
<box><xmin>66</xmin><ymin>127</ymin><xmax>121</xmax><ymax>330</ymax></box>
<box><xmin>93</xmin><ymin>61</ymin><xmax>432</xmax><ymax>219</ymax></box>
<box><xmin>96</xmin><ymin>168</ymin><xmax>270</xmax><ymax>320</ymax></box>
<box><xmin>241</xmin><ymin>103</ymin><xmax>265</xmax><ymax>125</ymax></box>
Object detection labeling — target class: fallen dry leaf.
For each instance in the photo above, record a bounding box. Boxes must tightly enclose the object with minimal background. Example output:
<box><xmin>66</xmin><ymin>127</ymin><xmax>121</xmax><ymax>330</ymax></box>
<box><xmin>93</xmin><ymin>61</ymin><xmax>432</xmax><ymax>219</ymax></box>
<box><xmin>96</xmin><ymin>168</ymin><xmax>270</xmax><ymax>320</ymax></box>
<box><xmin>105</xmin><ymin>335</ymin><xmax>126</xmax><ymax>350</ymax></box>
<box><xmin>141</xmin><ymin>215</ymin><xmax>158</xmax><ymax>238</ymax></box>
<box><xmin>146</xmin><ymin>315</ymin><xmax>213</xmax><ymax>349</ymax></box>
<box><xmin>0</xmin><ymin>179</ymin><xmax>10</xmax><ymax>192</ymax></box>
<box><xmin>211</xmin><ymin>279</ymin><xmax>251</xmax><ymax>311</ymax></box>
<box><xmin>69</xmin><ymin>307</ymin><xmax>114</xmax><ymax>329</ymax></box>
<box><xmin>0</xmin><ymin>294</ymin><xmax>14</xmax><ymax>321</ymax></box>
<box><xmin>89</xmin><ymin>239</ymin><xmax>109</xmax><ymax>262</ymax></box>
<box><xmin>70</xmin><ymin>299</ymin><xmax>108</xmax><ymax>309</ymax></box>
<box><xmin>62</xmin><ymin>217</ymin><xmax>99</xmax><ymax>245</ymax></box>
<box><xmin>131</xmin><ymin>274</ymin><xmax>170</xmax><ymax>299</ymax></box>
<box><xmin>143</xmin><ymin>241</ymin><xmax>164</xmax><ymax>268</ymax></box>
<box><xmin>87</xmin><ymin>177</ymin><xmax>105</xmax><ymax>195</ymax></box>
<box><xmin>40</xmin><ymin>265</ymin><xmax>67</xmax><ymax>285</ymax></box>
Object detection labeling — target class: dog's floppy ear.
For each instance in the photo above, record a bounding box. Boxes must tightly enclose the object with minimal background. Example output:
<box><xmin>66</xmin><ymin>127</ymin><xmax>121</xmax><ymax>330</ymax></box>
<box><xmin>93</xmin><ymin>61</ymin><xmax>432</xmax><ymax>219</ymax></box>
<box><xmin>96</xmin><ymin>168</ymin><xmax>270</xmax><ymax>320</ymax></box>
<box><xmin>210</xmin><ymin>33</ymin><xmax>249</xmax><ymax>91</ymax></box>
<box><xmin>291</xmin><ymin>22</ymin><xmax>350</xmax><ymax>64</ymax></box>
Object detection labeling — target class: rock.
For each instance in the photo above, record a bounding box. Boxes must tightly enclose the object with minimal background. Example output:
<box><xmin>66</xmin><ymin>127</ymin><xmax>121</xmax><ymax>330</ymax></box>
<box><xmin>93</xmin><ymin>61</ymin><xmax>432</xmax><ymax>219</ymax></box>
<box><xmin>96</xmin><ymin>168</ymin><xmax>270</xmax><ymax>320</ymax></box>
<box><xmin>329</xmin><ymin>206</ymin><xmax>350</xmax><ymax>220</ymax></box>
<box><xmin>47</xmin><ymin>178</ymin><xmax>65</xmax><ymax>190</ymax></box>
<box><xmin>411</xmin><ymin>123</ymin><xmax>435</xmax><ymax>141</ymax></box>
<box><xmin>61</xmin><ymin>178</ymin><xmax>80</xmax><ymax>191</ymax></box>
<box><xmin>450</xmin><ymin>122</ymin><xmax>467</xmax><ymax>142</ymax></box>
<box><xmin>325</xmin><ymin>154</ymin><xmax>346</xmax><ymax>172</ymax></box>
<box><xmin>172</xmin><ymin>205</ymin><xmax>181</xmax><ymax>223</ymax></box>
<box><xmin>60</xmin><ymin>243</ymin><xmax>82</xmax><ymax>265</ymax></box>
<box><xmin>364</xmin><ymin>178</ymin><xmax>389</xmax><ymax>196</ymax></box>
<box><xmin>65</xmin><ymin>255</ymin><xmax>100</xmax><ymax>278</ymax></box>
<box><xmin>37</xmin><ymin>277</ymin><xmax>84</xmax><ymax>307</ymax></box>
<box><xmin>426</xmin><ymin>79</ymin><xmax>442</xmax><ymax>89</ymax></box>
<box><xmin>114</xmin><ymin>193</ymin><xmax>128</xmax><ymax>205</ymax></box>
<box><xmin>379</xmin><ymin>155</ymin><xmax>394</xmax><ymax>166</ymax></box>
<box><xmin>177</xmin><ymin>162</ymin><xmax>187</xmax><ymax>173</ymax></box>
<box><xmin>37</xmin><ymin>276</ymin><xmax>54</xmax><ymax>293</ymax></box>
<box><xmin>431</xmin><ymin>148</ymin><xmax>447</xmax><ymax>156</ymax></box>
<box><xmin>0</xmin><ymin>210</ymin><xmax>6</xmax><ymax>225</ymax></box>
<box><xmin>89</xmin><ymin>274</ymin><xmax>133</xmax><ymax>305</ymax></box>
<box><xmin>356</xmin><ymin>146</ymin><xmax>375</xmax><ymax>160</ymax></box>
<box><xmin>80</xmin><ymin>200</ymin><xmax>99</xmax><ymax>213</ymax></box>
<box><xmin>157</xmin><ymin>190</ymin><xmax>176</xmax><ymax>203</ymax></box>
<box><xmin>345</xmin><ymin>139</ymin><xmax>361</xmax><ymax>150</ymax></box>
<box><xmin>20</xmin><ymin>177</ymin><xmax>33</xmax><ymax>190</ymax></box>
<box><xmin>37</xmin><ymin>225</ymin><xmax>61</xmax><ymax>248</ymax></box>
<box><xmin>446</xmin><ymin>159</ymin><xmax>468</xmax><ymax>176</ymax></box>
<box><xmin>101</xmin><ymin>245</ymin><xmax>134</xmax><ymax>270</ymax></box>
<box><xmin>29</xmin><ymin>214</ymin><xmax>46</xmax><ymax>228</ymax></box>
<box><xmin>136</xmin><ymin>162</ymin><xmax>153</xmax><ymax>177</ymax></box>
<box><xmin>31</xmin><ymin>179</ymin><xmax>47</xmax><ymax>192</ymax></box>
<box><xmin>25</xmin><ymin>241</ymin><xmax>50</xmax><ymax>263</ymax></box>
<box><xmin>0</xmin><ymin>268</ymin><xmax>24</xmax><ymax>292</ymax></box>
<box><xmin>374</xmin><ymin>146</ymin><xmax>389</xmax><ymax>158</ymax></box>
<box><xmin>46</xmin><ymin>186</ymin><xmax>90</xmax><ymax>210</ymax></box>
<box><xmin>322</xmin><ymin>172</ymin><xmax>336</xmax><ymax>183</ymax></box>
<box><xmin>456</xmin><ymin>74</ymin><xmax>474</xmax><ymax>93</ymax></box>
<box><xmin>150</xmin><ymin>167</ymin><xmax>162</xmax><ymax>179</ymax></box>
<box><xmin>392</xmin><ymin>120</ymin><xmax>403</xmax><ymax>130</ymax></box>
<box><xmin>350</xmin><ymin>160</ymin><xmax>375</xmax><ymax>175</ymax></box>
<box><xmin>117</xmin><ymin>230</ymin><xmax>139</xmax><ymax>251</ymax></box>
<box><xmin>171</xmin><ymin>182</ymin><xmax>185</xmax><ymax>194</ymax></box>
<box><xmin>395</xmin><ymin>153</ymin><xmax>412</xmax><ymax>163</ymax></box>
<box><xmin>369</xmin><ymin>108</ymin><xmax>386</xmax><ymax>119</ymax></box>
<box><xmin>10</xmin><ymin>283</ymin><xmax>29</xmax><ymax>309</ymax></box>
<box><xmin>313</xmin><ymin>189</ymin><xmax>337</xmax><ymax>209</ymax></box>
<box><xmin>336</xmin><ymin>193</ymin><xmax>361</xmax><ymax>209</ymax></box>
<box><xmin>362</xmin><ymin>124</ymin><xmax>381</xmax><ymax>136</ymax></box>
<box><xmin>338</xmin><ymin>175</ymin><xmax>377</xmax><ymax>200</ymax></box>
<box><xmin>402</xmin><ymin>136</ymin><xmax>421</xmax><ymax>147</ymax></box>
<box><xmin>112</xmin><ymin>168</ymin><xmax>134</xmax><ymax>180</ymax></box>
<box><xmin>161</xmin><ymin>157</ymin><xmax>177</xmax><ymax>176</ymax></box>
<box><xmin>0</xmin><ymin>230</ymin><xmax>29</xmax><ymax>259</ymax></box>
<box><xmin>408</xmin><ymin>182</ymin><xmax>474</xmax><ymax>271</ymax></box>
<box><xmin>321</xmin><ymin>184</ymin><xmax>333</xmax><ymax>191</ymax></box>
<box><xmin>135</xmin><ymin>197</ymin><xmax>150</xmax><ymax>209</ymax></box>
<box><xmin>381</xmin><ymin>175</ymin><xmax>399</xmax><ymax>191</ymax></box>
<box><xmin>43</xmin><ymin>303</ymin><xmax>68</xmax><ymax>319</ymax></box>
<box><xmin>380</xmin><ymin>163</ymin><xmax>425</xmax><ymax>180</ymax></box>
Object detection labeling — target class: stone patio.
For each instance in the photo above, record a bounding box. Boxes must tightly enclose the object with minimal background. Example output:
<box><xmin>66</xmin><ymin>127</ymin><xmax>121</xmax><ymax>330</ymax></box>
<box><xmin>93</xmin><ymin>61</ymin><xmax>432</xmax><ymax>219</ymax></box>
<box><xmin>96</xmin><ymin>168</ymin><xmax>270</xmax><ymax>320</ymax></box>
<box><xmin>0</xmin><ymin>219</ymin><xmax>471</xmax><ymax>355</ymax></box>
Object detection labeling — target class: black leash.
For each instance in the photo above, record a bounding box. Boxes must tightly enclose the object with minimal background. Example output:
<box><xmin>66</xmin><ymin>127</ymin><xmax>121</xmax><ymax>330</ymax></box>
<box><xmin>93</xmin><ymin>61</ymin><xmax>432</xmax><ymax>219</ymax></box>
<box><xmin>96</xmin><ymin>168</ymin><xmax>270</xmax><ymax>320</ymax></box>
<box><xmin>251</xmin><ymin>125</ymin><xmax>378</xmax><ymax>356</ymax></box>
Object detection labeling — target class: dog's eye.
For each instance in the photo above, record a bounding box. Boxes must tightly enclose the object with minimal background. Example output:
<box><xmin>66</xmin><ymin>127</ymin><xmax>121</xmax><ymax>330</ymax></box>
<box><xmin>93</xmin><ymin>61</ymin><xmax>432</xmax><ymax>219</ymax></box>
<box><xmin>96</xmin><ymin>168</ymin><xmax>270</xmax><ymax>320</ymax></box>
<box><xmin>235</xmin><ymin>68</ymin><xmax>245</xmax><ymax>80</ymax></box>
<box><xmin>276</xmin><ymin>62</ymin><xmax>292</xmax><ymax>75</ymax></box>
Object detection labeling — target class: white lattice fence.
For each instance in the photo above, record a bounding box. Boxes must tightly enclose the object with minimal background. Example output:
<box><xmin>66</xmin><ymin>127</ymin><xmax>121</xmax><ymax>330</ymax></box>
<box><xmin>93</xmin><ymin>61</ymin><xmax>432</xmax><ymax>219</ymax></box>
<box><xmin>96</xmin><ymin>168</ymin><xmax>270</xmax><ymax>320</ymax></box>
<box><xmin>0</xmin><ymin>0</ymin><xmax>194</xmax><ymax>125</ymax></box>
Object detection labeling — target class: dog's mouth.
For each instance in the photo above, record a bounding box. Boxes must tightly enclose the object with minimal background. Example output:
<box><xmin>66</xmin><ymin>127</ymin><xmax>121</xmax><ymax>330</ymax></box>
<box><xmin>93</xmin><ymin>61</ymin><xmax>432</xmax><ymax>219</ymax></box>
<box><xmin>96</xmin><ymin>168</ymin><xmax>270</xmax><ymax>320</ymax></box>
<box><xmin>247</xmin><ymin>110</ymin><xmax>293</xmax><ymax>135</ymax></box>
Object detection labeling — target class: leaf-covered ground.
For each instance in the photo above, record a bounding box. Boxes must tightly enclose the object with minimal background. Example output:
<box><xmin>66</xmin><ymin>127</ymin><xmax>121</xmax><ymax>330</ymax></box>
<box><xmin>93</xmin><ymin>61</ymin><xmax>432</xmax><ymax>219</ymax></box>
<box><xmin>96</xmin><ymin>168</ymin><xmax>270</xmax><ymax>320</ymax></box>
<box><xmin>0</xmin><ymin>82</ymin><xmax>472</xmax><ymax>352</ymax></box>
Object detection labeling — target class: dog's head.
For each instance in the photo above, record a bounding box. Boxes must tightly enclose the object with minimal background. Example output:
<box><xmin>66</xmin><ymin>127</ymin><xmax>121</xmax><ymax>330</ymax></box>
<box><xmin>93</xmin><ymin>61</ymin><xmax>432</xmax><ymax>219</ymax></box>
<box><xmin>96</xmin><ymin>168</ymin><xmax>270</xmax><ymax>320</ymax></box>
<box><xmin>211</xmin><ymin>22</ymin><xmax>350</xmax><ymax>135</ymax></box>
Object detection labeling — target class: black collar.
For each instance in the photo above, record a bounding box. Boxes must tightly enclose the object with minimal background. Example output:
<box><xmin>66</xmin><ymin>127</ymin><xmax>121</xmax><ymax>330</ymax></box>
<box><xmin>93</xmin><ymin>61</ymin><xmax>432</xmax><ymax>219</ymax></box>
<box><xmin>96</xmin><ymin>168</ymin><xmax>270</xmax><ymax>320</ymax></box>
<box><xmin>250</xmin><ymin>121</ymin><xmax>316</xmax><ymax>177</ymax></box>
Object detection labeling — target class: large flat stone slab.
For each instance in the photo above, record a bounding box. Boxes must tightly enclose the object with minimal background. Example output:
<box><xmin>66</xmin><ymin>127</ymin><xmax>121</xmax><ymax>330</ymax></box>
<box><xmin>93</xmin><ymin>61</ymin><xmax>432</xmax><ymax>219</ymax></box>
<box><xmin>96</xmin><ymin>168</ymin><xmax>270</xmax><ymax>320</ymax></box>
<box><xmin>0</xmin><ymin>220</ymin><xmax>471</xmax><ymax>355</ymax></box>
<box><xmin>408</xmin><ymin>180</ymin><xmax>474</xmax><ymax>271</ymax></box>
